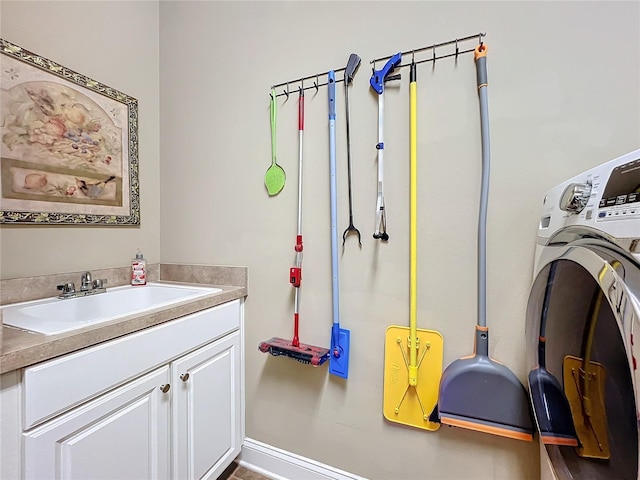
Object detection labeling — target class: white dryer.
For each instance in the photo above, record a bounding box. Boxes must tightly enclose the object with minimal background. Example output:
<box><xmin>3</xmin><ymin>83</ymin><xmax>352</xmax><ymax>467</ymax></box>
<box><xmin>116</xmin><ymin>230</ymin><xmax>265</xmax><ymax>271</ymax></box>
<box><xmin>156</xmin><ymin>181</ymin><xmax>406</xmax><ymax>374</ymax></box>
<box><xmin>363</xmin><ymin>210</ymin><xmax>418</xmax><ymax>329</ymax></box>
<box><xmin>525</xmin><ymin>149</ymin><xmax>640</xmax><ymax>479</ymax></box>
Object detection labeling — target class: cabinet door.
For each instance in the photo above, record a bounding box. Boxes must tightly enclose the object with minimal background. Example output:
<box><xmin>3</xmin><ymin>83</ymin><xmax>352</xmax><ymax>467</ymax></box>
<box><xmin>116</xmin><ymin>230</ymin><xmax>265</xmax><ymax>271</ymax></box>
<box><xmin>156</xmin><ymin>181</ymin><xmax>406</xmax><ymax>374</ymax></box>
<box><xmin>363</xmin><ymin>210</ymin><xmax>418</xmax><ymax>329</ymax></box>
<box><xmin>24</xmin><ymin>366</ymin><xmax>171</xmax><ymax>480</ymax></box>
<box><xmin>172</xmin><ymin>331</ymin><xmax>241</xmax><ymax>480</ymax></box>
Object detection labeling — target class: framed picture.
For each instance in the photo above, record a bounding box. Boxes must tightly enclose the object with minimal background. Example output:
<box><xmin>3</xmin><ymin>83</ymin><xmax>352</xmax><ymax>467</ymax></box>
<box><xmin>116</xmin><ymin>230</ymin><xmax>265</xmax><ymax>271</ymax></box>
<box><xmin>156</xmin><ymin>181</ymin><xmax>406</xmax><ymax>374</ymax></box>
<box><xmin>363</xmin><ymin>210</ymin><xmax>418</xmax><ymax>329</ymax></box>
<box><xmin>0</xmin><ymin>38</ymin><xmax>139</xmax><ymax>225</ymax></box>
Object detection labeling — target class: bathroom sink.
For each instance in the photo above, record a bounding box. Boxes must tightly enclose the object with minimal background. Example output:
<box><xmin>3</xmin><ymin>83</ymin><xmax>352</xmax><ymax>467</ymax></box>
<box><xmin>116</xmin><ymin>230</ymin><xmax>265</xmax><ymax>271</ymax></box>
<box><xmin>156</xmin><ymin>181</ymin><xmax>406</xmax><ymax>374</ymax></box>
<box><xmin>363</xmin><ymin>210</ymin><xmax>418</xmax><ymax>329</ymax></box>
<box><xmin>2</xmin><ymin>283</ymin><xmax>222</xmax><ymax>335</ymax></box>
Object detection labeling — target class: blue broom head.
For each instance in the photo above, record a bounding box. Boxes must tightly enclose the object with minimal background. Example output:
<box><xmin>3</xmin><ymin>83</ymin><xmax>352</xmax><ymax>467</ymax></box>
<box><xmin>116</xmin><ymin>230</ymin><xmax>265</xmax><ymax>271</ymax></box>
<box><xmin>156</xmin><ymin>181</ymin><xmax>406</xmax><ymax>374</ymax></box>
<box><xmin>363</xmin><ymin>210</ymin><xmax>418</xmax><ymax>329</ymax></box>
<box><xmin>329</xmin><ymin>325</ymin><xmax>350</xmax><ymax>378</ymax></box>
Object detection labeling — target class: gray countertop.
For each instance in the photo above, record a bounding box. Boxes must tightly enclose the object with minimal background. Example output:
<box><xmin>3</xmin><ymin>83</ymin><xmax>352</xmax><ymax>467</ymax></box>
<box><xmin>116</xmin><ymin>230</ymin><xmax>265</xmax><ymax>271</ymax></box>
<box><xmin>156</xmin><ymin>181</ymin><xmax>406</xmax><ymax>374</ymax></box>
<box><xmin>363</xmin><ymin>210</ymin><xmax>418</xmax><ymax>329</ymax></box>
<box><xmin>0</xmin><ymin>265</ymin><xmax>248</xmax><ymax>374</ymax></box>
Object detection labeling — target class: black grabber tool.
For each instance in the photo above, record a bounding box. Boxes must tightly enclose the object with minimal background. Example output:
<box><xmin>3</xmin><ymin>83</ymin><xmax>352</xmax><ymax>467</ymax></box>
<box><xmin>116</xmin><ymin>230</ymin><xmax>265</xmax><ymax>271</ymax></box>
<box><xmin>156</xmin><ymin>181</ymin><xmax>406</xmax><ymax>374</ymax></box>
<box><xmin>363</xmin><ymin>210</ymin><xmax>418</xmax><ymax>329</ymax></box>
<box><xmin>342</xmin><ymin>53</ymin><xmax>362</xmax><ymax>247</ymax></box>
<box><xmin>370</xmin><ymin>53</ymin><xmax>401</xmax><ymax>241</ymax></box>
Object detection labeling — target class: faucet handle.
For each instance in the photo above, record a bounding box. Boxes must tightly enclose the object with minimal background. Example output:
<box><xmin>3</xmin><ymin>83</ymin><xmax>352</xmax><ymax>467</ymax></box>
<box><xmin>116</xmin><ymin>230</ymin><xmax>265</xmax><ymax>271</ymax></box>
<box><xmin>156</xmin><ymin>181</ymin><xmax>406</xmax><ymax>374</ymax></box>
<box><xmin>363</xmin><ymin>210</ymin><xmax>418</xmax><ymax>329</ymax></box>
<box><xmin>93</xmin><ymin>278</ymin><xmax>107</xmax><ymax>289</ymax></box>
<box><xmin>57</xmin><ymin>282</ymin><xmax>76</xmax><ymax>295</ymax></box>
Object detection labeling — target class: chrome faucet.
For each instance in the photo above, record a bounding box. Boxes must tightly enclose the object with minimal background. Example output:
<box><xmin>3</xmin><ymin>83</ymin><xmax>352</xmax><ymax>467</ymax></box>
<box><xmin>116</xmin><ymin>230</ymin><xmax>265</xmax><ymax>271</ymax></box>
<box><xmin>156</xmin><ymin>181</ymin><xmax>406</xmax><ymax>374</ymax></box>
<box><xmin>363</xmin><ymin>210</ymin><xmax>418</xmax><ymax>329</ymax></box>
<box><xmin>81</xmin><ymin>271</ymin><xmax>92</xmax><ymax>291</ymax></box>
<box><xmin>57</xmin><ymin>271</ymin><xmax>107</xmax><ymax>299</ymax></box>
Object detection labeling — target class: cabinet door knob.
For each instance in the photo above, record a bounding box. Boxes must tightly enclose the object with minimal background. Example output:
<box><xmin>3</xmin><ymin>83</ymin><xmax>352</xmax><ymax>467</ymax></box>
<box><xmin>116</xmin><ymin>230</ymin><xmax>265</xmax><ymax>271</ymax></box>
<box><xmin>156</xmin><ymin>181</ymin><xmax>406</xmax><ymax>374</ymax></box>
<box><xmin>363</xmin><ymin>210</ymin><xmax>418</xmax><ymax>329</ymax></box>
<box><xmin>180</xmin><ymin>373</ymin><xmax>190</xmax><ymax>382</ymax></box>
<box><xmin>159</xmin><ymin>384</ymin><xmax>171</xmax><ymax>393</ymax></box>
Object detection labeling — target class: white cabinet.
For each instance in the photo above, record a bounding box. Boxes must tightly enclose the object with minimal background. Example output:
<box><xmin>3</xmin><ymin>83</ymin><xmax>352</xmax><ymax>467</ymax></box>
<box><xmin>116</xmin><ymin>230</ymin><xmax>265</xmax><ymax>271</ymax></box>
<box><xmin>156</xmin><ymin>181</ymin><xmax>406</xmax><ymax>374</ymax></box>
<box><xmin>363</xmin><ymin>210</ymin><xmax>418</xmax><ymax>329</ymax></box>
<box><xmin>24</xmin><ymin>366</ymin><xmax>171</xmax><ymax>480</ymax></box>
<box><xmin>172</xmin><ymin>331</ymin><xmax>241</xmax><ymax>479</ymax></box>
<box><xmin>1</xmin><ymin>299</ymin><xmax>243</xmax><ymax>480</ymax></box>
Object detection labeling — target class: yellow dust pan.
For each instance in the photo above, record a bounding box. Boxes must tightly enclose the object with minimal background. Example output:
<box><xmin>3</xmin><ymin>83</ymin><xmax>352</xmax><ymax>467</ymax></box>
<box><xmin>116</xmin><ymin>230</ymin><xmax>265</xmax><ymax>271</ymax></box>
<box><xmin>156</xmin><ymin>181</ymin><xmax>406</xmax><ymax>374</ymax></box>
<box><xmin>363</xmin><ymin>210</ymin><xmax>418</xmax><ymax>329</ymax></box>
<box><xmin>563</xmin><ymin>264</ymin><xmax>613</xmax><ymax>460</ymax></box>
<box><xmin>383</xmin><ymin>59</ymin><xmax>443</xmax><ymax>431</ymax></box>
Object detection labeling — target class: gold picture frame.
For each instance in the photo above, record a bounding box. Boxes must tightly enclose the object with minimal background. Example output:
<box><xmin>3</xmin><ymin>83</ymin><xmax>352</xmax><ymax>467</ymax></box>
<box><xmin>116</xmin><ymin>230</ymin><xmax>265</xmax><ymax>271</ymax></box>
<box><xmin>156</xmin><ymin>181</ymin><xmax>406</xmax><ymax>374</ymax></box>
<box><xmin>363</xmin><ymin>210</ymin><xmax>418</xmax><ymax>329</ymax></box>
<box><xmin>0</xmin><ymin>38</ymin><xmax>139</xmax><ymax>225</ymax></box>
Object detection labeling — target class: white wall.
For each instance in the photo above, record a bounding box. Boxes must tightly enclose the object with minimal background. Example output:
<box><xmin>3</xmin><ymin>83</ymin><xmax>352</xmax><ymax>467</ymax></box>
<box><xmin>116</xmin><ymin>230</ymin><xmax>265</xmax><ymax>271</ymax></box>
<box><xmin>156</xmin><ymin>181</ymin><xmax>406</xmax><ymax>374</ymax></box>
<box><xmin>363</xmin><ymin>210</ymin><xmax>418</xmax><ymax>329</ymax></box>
<box><xmin>0</xmin><ymin>1</ymin><xmax>160</xmax><ymax>279</ymax></box>
<box><xmin>159</xmin><ymin>2</ymin><xmax>639</xmax><ymax>479</ymax></box>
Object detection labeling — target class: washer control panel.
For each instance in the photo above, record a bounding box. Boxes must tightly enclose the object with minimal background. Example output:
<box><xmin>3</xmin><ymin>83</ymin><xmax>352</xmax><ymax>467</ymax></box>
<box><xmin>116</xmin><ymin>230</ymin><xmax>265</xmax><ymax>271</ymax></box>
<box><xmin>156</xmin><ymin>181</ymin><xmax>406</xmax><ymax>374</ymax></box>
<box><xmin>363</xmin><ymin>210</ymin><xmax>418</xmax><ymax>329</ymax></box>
<box><xmin>538</xmin><ymin>149</ymin><xmax>640</xmax><ymax>245</ymax></box>
<box><xmin>596</xmin><ymin>158</ymin><xmax>640</xmax><ymax>221</ymax></box>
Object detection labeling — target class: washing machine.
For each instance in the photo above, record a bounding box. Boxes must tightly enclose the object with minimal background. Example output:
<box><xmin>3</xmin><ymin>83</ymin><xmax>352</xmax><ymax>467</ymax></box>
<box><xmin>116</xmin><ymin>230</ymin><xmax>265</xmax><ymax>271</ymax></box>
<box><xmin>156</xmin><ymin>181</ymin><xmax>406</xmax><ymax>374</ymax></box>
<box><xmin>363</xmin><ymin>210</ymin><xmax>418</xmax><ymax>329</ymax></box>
<box><xmin>525</xmin><ymin>149</ymin><xmax>640</xmax><ymax>479</ymax></box>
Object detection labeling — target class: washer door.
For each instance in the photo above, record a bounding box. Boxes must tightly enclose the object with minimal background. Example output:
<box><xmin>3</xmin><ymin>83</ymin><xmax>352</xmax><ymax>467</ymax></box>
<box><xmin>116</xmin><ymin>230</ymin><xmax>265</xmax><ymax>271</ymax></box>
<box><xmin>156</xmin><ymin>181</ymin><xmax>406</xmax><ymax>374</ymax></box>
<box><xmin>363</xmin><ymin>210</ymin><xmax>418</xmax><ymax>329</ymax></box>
<box><xmin>526</xmin><ymin>243</ymin><xmax>640</xmax><ymax>480</ymax></box>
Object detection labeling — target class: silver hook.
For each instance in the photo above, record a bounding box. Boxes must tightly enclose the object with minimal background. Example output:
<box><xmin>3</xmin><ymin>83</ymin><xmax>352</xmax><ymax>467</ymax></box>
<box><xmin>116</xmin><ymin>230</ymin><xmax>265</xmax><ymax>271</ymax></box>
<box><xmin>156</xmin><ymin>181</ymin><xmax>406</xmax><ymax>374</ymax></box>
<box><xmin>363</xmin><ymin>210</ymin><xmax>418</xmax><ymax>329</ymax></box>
<box><xmin>284</xmin><ymin>82</ymin><xmax>289</xmax><ymax>99</ymax></box>
<box><xmin>432</xmin><ymin>44</ymin><xmax>436</xmax><ymax>64</ymax></box>
<box><xmin>314</xmin><ymin>74</ymin><xmax>319</xmax><ymax>92</ymax></box>
<box><xmin>479</xmin><ymin>33</ymin><xmax>483</xmax><ymax>47</ymax></box>
<box><xmin>412</xmin><ymin>50</ymin><xmax>415</xmax><ymax>62</ymax></box>
<box><xmin>455</xmin><ymin>39</ymin><xmax>459</xmax><ymax>59</ymax></box>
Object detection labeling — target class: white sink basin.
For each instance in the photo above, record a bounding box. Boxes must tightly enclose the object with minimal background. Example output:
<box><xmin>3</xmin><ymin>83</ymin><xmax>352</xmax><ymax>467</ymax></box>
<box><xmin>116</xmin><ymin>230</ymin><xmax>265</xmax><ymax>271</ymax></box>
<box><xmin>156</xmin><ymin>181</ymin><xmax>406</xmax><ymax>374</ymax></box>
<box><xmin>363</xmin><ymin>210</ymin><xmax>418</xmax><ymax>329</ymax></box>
<box><xmin>2</xmin><ymin>283</ymin><xmax>222</xmax><ymax>335</ymax></box>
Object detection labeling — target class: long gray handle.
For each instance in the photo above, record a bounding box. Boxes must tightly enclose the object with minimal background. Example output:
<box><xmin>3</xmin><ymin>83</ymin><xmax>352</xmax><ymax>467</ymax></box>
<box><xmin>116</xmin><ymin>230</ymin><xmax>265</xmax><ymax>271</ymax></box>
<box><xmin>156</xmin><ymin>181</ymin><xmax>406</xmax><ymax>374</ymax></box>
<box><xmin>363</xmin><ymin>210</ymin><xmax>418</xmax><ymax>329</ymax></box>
<box><xmin>475</xmin><ymin>44</ymin><xmax>490</xmax><ymax>329</ymax></box>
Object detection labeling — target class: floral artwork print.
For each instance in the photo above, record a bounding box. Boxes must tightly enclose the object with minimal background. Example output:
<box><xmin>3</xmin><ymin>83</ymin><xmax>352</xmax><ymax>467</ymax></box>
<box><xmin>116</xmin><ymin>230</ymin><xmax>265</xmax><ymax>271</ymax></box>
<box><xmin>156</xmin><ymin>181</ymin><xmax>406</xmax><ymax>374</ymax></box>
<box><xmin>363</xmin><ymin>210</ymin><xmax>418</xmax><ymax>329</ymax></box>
<box><xmin>0</xmin><ymin>39</ymin><xmax>139</xmax><ymax>225</ymax></box>
<box><xmin>3</xmin><ymin>82</ymin><xmax>121</xmax><ymax>203</ymax></box>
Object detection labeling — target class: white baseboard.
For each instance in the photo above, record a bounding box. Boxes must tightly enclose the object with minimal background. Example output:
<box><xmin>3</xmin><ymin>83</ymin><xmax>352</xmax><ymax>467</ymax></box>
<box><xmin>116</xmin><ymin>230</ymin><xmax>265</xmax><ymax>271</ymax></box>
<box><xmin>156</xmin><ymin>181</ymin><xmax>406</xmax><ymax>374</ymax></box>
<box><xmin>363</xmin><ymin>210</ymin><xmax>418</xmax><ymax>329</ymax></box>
<box><xmin>239</xmin><ymin>438</ymin><xmax>368</xmax><ymax>480</ymax></box>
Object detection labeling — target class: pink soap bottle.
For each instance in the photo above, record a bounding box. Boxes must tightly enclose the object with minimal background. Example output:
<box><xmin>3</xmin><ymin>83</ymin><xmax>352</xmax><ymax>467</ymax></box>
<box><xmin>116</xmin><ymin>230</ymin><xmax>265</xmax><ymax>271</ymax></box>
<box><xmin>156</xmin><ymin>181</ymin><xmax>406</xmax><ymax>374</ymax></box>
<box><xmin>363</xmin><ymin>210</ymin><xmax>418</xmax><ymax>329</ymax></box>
<box><xmin>131</xmin><ymin>250</ymin><xmax>147</xmax><ymax>286</ymax></box>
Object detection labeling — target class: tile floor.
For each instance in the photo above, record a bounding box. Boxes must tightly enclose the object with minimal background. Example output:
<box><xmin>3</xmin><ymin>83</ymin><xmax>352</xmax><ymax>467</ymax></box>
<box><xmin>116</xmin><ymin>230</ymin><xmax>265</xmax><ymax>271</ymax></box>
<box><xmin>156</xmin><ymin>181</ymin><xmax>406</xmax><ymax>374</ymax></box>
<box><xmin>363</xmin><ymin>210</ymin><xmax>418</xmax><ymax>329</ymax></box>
<box><xmin>219</xmin><ymin>461</ymin><xmax>271</xmax><ymax>480</ymax></box>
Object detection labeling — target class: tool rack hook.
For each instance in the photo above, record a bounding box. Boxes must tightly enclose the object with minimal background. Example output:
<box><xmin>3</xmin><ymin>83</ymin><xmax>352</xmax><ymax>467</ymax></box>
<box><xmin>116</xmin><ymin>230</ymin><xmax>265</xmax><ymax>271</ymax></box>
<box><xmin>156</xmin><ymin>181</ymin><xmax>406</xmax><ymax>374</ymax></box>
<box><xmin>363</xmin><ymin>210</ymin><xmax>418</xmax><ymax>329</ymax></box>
<box><xmin>455</xmin><ymin>39</ymin><xmax>459</xmax><ymax>59</ymax></box>
<box><xmin>283</xmin><ymin>82</ymin><xmax>290</xmax><ymax>99</ymax></box>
